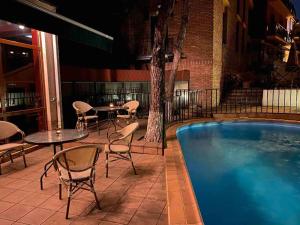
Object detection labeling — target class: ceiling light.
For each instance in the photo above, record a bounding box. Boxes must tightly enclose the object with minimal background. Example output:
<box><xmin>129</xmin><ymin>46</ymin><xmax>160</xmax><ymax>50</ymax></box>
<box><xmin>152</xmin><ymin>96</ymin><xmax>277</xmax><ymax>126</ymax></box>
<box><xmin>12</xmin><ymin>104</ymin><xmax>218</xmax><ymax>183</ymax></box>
<box><xmin>9</xmin><ymin>51</ymin><xmax>14</xmax><ymax>54</ymax></box>
<box><xmin>22</xmin><ymin>52</ymin><xmax>26</xmax><ymax>55</ymax></box>
<box><xmin>18</xmin><ymin>25</ymin><xmax>25</xmax><ymax>30</ymax></box>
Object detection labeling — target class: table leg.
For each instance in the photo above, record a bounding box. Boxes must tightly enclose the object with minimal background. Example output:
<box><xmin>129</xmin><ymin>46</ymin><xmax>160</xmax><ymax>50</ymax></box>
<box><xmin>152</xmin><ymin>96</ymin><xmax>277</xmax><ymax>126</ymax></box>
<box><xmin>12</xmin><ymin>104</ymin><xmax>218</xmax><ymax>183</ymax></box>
<box><xmin>106</xmin><ymin>112</ymin><xmax>117</xmax><ymax>139</ymax></box>
<box><xmin>40</xmin><ymin>160</ymin><xmax>54</xmax><ymax>190</ymax></box>
<box><xmin>40</xmin><ymin>144</ymin><xmax>57</xmax><ymax>190</ymax></box>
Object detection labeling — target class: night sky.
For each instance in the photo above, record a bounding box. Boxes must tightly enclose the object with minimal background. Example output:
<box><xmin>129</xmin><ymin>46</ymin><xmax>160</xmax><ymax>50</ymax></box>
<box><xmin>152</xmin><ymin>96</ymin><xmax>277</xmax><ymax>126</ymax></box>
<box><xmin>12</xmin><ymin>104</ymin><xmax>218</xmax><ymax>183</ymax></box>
<box><xmin>294</xmin><ymin>0</ymin><xmax>300</xmax><ymax>18</ymax></box>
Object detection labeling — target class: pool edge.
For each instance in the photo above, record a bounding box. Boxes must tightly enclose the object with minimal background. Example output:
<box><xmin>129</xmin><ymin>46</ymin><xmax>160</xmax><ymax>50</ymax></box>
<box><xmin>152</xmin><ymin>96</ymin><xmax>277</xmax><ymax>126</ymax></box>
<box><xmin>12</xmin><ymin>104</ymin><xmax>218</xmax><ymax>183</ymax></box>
<box><xmin>165</xmin><ymin>119</ymin><xmax>207</xmax><ymax>225</ymax></box>
<box><xmin>165</xmin><ymin>117</ymin><xmax>300</xmax><ymax>225</ymax></box>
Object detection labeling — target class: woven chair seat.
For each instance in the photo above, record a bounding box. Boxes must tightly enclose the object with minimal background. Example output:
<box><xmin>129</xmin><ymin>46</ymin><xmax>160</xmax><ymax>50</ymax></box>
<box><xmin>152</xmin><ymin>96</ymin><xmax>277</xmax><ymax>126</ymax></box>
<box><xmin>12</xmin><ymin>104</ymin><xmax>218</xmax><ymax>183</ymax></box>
<box><xmin>116</xmin><ymin>114</ymin><xmax>131</xmax><ymax>119</ymax></box>
<box><xmin>78</xmin><ymin>115</ymin><xmax>98</xmax><ymax>120</ymax></box>
<box><xmin>0</xmin><ymin>143</ymin><xmax>24</xmax><ymax>152</ymax></box>
<box><xmin>104</xmin><ymin>144</ymin><xmax>129</xmax><ymax>153</ymax></box>
<box><xmin>59</xmin><ymin>167</ymin><xmax>92</xmax><ymax>182</ymax></box>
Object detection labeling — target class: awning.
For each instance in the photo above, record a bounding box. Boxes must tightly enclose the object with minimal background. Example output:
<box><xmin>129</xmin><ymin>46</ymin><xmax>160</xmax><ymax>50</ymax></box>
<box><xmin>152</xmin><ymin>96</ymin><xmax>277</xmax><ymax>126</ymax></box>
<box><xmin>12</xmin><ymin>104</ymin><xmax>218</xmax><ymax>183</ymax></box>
<box><xmin>0</xmin><ymin>0</ymin><xmax>113</xmax><ymax>52</ymax></box>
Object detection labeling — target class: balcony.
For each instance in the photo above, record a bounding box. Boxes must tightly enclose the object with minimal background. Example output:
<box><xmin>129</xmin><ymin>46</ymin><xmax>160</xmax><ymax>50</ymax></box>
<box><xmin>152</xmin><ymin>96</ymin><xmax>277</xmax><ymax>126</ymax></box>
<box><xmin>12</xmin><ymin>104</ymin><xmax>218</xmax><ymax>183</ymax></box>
<box><xmin>266</xmin><ymin>23</ymin><xmax>292</xmax><ymax>44</ymax></box>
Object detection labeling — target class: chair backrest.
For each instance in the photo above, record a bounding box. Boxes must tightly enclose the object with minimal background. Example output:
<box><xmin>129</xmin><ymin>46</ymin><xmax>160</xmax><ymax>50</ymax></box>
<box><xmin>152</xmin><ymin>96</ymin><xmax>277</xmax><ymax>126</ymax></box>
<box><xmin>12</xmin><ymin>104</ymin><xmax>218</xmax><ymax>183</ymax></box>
<box><xmin>72</xmin><ymin>101</ymin><xmax>93</xmax><ymax>114</ymax></box>
<box><xmin>0</xmin><ymin>121</ymin><xmax>22</xmax><ymax>140</ymax></box>
<box><xmin>123</xmin><ymin>101</ymin><xmax>139</xmax><ymax>113</ymax></box>
<box><xmin>118</xmin><ymin>122</ymin><xmax>139</xmax><ymax>144</ymax></box>
<box><xmin>53</xmin><ymin>145</ymin><xmax>100</xmax><ymax>180</ymax></box>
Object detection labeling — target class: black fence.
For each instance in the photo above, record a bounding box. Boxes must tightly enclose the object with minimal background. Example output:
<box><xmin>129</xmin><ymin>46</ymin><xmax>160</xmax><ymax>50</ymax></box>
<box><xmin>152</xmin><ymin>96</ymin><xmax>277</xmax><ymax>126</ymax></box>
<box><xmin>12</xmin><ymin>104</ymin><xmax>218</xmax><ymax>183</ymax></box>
<box><xmin>166</xmin><ymin>88</ymin><xmax>300</xmax><ymax>123</ymax></box>
<box><xmin>61</xmin><ymin>82</ymin><xmax>150</xmax><ymax>128</ymax></box>
<box><xmin>0</xmin><ymin>93</ymin><xmax>41</xmax><ymax>112</ymax></box>
<box><xmin>60</xmin><ymin>82</ymin><xmax>300</xmax><ymax>128</ymax></box>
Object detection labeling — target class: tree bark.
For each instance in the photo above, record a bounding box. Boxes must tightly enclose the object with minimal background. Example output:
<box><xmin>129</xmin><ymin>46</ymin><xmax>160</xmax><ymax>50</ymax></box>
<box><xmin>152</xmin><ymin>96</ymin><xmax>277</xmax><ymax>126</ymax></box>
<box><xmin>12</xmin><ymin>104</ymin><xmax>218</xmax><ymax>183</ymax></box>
<box><xmin>145</xmin><ymin>0</ymin><xmax>174</xmax><ymax>142</ymax></box>
<box><xmin>166</xmin><ymin>0</ymin><xmax>190</xmax><ymax>120</ymax></box>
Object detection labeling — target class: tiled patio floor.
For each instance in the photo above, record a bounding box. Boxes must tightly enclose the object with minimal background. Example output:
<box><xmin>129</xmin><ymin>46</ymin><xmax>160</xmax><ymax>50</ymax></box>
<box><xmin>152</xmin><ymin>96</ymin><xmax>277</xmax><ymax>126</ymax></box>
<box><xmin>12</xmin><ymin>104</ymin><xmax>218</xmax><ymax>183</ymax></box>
<box><xmin>0</xmin><ymin>143</ymin><xmax>167</xmax><ymax>225</ymax></box>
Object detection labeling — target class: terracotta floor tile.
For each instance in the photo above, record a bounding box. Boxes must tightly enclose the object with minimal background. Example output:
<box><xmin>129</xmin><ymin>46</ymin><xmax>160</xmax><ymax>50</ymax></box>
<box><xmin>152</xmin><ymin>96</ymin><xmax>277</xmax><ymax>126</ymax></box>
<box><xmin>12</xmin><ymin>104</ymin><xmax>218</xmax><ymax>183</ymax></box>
<box><xmin>0</xmin><ymin>201</ymin><xmax>14</xmax><ymax>214</ymax></box>
<box><xmin>126</xmin><ymin>183</ymin><xmax>152</xmax><ymax>198</ymax></box>
<box><xmin>98</xmin><ymin>222</ymin><xmax>123</xmax><ymax>225</ymax></box>
<box><xmin>20</xmin><ymin>192</ymin><xmax>52</xmax><ymax>207</ymax></box>
<box><xmin>39</xmin><ymin>183</ymin><xmax>59</xmax><ymax>196</ymax></box>
<box><xmin>0</xmin><ymin>188</ymin><xmax>15</xmax><ymax>200</ymax></box>
<box><xmin>0</xmin><ymin>204</ymin><xmax>34</xmax><ymax>221</ymax></box>
<box><xmin>157</xmin><ymin>213</ymin><xmax>168</xmax><ymax>225</ymax></box>
<box><xmin>147</xmin><ymin>187</ymin><xmax>166</xmax><ymax>201</ymax></box>
<box><xmin>41</xmin><ymin>212</ymin><xmax>72</xmax><ymax>225</ymax></box>
<box><xmin>39</xmin><ymin>195</ymin><xmax>66</xmax><ymax>211</ymax></box>
<box><xmin>0</xmin><ymin>177</ymin><xmax>18</xmax><ymax>187</ymax></box>
<box><xmin>69</xmin><ymin>216</ymin><xmax>101</xmax><ymax>225</ymax></box>
<box><xmin>128</xmin><ymin>211</ymin><xmax>160</xmax><ymax>225</ymax></box>
<box><xmin>139</xmin><ymin>198</ymin><xmax>166</xmax><ymax>214</ymax></box>
<box><xmin>73</xmin><ymin>190</ymin><xmax>95</xmax><ymax>202</ymax></box>
<box><xmin>0</xmin><ymin>218</ymin><xmax>14</xmax><ymax>225</ymax></box>
<box><xmin>18</xmin><ymin>208</ymin><xmax>55</xmax><ymax>225</ymax></box>
<box><xmin>102</xmin><ymin>212</ymin><xmax>134</xmax><ymax>225</ymax></box>
<box><xmin>58</xmin><ymin>199</ymin><xmax>92</xmax><ymax>216</ymax></box>
<box><xmin>19</xmin><ymin>181</ymin><xmax>42</xmax><ymax>192</ymax></box>
<box><xmin>2</xmin><ymin>190</ymin><xmax>31</xmax><ymax>203</ymax></box>
<box><xmin>5</xmin><ymin>179</ymin><xmax>32</xmax><ymax>190</ymax></box>
<box><xmin>58</xmin><ymin>199</ymin><xmax>93</xmax><ymax>217</ymax></box>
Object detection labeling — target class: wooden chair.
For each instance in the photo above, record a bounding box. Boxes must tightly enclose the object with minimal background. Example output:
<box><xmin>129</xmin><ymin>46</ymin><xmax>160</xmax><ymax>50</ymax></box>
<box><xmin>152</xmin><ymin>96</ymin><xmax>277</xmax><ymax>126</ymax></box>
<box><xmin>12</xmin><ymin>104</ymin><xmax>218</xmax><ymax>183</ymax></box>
<box><xmin>105</xmin><ymin>122</ymin><xmax>139</xmax><ymax>178</ymax></box>
<box><xmin>53</xmin><ymin>144</ymin><xmax>101</xmax><ymax>219</ymax></box>
<box><xmin>0</xmin><ymin>121</ymin><xmax>27</xmax><ymax>175</ymax></box>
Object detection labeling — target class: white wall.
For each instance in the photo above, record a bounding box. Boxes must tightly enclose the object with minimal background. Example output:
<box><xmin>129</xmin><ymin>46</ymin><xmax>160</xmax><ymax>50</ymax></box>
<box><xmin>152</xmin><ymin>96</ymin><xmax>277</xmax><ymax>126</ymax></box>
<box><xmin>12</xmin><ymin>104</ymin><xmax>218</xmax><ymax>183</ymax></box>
<box><xmin>262</xmin><ymin>89</ymin><xmax>300</xmax><ymax>108</ymax></box>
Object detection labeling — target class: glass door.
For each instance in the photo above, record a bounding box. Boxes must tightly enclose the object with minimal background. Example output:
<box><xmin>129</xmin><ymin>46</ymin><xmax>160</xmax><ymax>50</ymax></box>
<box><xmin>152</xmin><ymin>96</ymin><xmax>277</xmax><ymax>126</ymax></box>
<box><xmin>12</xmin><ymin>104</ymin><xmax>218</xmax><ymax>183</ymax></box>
<box><xmin>0</xmin><ymin>19</ymin><xmax>45</xmax><ymax>133</ymax></box>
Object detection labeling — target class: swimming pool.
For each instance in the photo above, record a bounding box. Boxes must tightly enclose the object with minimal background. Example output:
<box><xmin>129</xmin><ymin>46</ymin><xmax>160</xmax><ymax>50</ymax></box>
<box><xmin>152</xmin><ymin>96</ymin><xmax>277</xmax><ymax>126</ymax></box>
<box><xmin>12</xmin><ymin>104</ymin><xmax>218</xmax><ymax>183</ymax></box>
<box><xmin>177</xmin><ymin>121</ymin><xmax>300</xmax><ymax>225</ymax></box>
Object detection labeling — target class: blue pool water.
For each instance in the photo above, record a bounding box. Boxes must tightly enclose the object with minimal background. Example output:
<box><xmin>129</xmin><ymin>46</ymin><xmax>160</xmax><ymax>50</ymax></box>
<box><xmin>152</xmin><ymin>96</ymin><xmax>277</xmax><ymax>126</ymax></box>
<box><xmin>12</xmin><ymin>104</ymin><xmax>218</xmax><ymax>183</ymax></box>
<box><xmin>177</xmin><ymin>121</ymin><xmax>300</xmax><ymax>225</ymax></box>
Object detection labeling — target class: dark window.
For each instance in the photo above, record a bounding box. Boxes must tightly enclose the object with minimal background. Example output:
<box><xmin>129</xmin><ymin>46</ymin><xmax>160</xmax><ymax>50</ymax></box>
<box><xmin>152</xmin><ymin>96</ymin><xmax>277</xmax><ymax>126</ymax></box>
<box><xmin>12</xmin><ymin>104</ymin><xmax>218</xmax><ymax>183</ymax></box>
<box><xmin>2</xmin><ymin>45</ymin><xmax>33</xmax><ymax>73</ymax></box>
<box><xmin>235</xmin><ymin>22</ymin><xmax>240</xmax><ymax>52</ymax></box>
<box><xmin>223</xmin><ymin>7</ymin><xmax>228</xmax><ymax>44</ymax></box>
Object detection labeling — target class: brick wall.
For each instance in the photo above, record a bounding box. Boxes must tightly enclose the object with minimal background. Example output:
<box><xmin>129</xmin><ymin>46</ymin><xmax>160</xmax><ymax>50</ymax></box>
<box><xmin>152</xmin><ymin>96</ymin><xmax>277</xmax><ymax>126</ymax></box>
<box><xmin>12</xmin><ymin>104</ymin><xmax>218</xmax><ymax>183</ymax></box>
<box><xmin>118</xmin><ymin>0</ymin><xmax>251</xmax><ymax>91</ymax></box>
<box><xmin>166</xmin><ymin>0</ymin><xmax>215</xmax><ymax>90</ymax></box>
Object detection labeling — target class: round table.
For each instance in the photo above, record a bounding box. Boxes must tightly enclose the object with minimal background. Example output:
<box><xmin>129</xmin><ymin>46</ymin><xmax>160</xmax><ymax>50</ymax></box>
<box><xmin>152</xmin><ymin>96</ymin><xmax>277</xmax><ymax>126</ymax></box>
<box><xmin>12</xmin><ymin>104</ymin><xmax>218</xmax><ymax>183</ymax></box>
<box><xmin>95</xmin><ymin>106</ymin><xmax>128</xmax><ymax>137</ymax></box>
<box><xmin>25</xmin><ymin>129</ymin><xmax>89</xmax><ymax>190</ymax></box>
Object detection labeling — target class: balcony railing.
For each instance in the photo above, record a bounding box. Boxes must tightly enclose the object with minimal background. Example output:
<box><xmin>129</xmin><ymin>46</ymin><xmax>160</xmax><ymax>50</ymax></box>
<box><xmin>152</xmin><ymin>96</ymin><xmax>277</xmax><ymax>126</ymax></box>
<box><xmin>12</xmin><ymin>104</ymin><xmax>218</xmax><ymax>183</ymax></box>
<box><xmin>267</xmin><ymin>23</ymin><xmax>291</xmax><ymax>43</ymax></box>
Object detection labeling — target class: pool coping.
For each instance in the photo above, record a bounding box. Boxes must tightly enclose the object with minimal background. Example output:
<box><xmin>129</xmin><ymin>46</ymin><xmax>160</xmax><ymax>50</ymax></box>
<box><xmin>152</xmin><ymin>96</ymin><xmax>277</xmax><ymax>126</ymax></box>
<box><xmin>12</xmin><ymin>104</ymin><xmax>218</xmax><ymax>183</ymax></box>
<box><xmin>165</xmin><ymin>117</ymin><xmax>300</xmax><ymax>225</ymax></box>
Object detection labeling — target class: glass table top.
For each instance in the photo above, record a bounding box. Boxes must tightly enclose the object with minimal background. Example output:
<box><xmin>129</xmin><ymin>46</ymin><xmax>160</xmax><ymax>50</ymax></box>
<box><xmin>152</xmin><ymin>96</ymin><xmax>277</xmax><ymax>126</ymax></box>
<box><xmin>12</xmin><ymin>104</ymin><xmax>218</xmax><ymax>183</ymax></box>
<box><xmin>24</xmin><ymin>129</ymin><xmax>89</xmax><ymax>145</ymax></box>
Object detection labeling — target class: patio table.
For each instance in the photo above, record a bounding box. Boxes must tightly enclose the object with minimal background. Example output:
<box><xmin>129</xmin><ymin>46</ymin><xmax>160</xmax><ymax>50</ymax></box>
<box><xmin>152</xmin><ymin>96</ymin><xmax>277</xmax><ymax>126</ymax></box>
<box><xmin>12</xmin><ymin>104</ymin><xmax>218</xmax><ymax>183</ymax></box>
<box><xmin>95</xmin><ymin>105</ymin><xmax>128</xmax><ymax>138</ymax></box>
<box><xmin>24</xmin><ymin>129</ymin><xmax>89</xmax><ymax>190</ymax></box>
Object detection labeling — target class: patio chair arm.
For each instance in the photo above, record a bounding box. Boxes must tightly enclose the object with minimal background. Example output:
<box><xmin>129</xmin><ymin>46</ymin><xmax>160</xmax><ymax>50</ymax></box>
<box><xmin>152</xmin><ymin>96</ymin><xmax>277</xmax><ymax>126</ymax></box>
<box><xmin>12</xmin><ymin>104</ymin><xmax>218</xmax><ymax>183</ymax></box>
<box><xmin>92</xmin><ymin>107</ymin><xmax>98</xmax><ymax>115</ymax></box>
<box><xmin>108</xmin><ymin>132</ymin><xmax>122</xmax><ymax>143</ymax></box>
<box><xmin>17</xmin><ymin>129</ymin><xmax>25</xmax><ymax>142</ymax></box>
<box><xmin>108</xmin><ymin>138</ymin><xmax>127</xmax><ymax>151</ymax></box>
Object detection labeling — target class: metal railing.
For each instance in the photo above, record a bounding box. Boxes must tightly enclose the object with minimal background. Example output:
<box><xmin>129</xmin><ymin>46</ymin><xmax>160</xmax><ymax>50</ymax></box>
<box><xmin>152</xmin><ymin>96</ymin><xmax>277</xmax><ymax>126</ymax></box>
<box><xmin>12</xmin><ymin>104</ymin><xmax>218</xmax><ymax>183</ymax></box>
<box><xmin>0</xmin><ymin>93</ymin><xmax>42</xmax><ymax>112</ymax></box>
<box><xmin>267</xmin><ymin>23</ymin><xmax>291</xmax><ymax>43</ymax></box>
<box><xmin>166</xmin><ymin>88</ymin><xmax>300</xmax><ymax>123</ymax></box>
<box><xmin>61</xmin><ymin>82</ymin><xmax>151</xmax><ymax>128</ymax></box>
<box><xmin>61</xmin><ymin>81</ymin><xmax>300</xmax><ymax>128</ymax></box>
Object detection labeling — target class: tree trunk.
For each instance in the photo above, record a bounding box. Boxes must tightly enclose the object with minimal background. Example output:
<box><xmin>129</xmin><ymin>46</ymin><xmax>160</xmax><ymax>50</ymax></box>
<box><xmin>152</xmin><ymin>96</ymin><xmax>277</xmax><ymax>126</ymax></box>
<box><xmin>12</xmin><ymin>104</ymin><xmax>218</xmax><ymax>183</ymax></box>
<box><xmin>166</xmin><ymin>0</ymin><xmax>190</xmax><ymax>121</ymax></box>
<box><xmin>145</xmin><ymin>0</ymin><xmax>174</xmax><ymax>142</ymax></box>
